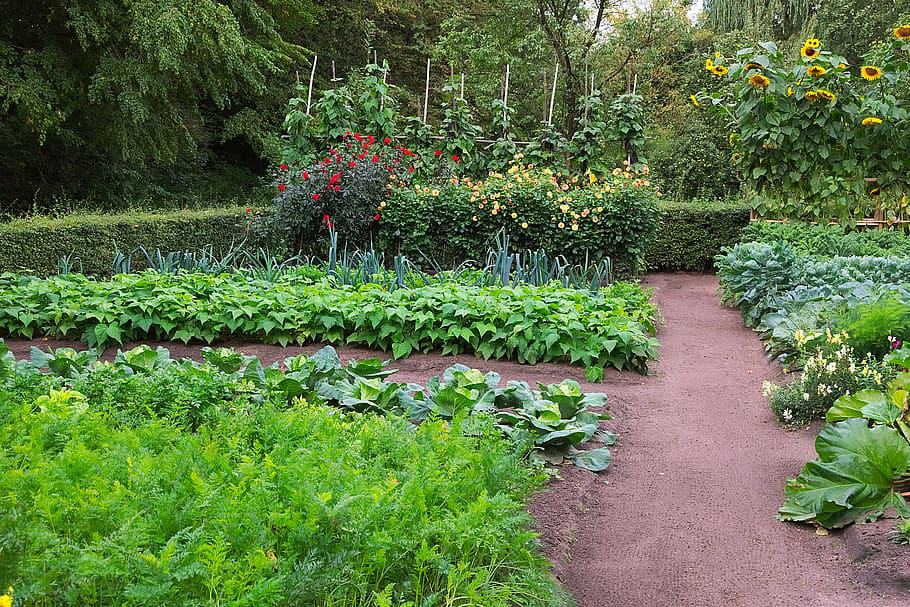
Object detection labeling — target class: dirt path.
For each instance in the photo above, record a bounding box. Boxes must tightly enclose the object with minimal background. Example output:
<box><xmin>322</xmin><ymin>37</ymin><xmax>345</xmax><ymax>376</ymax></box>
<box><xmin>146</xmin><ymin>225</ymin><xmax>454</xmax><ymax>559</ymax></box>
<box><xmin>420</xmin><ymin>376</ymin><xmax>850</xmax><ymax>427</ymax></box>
<box><xmin>529</xmin><ymin>273</ymin><xmax>909</xmax><ymax>607</ymax></box>
<box><xmin>5</xmin><ymin>273</ymin><xmax>907</xmax><ymax>605</ymax></box>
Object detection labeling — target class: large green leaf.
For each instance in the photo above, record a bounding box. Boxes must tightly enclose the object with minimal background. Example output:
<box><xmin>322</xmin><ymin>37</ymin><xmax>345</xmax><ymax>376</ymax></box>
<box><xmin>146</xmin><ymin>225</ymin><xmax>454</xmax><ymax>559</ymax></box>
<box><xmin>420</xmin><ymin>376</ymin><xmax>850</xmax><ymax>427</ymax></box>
<box><xmin>779</xmin><ymin>419</ymin><xmax>910</xmax><ymax>529</ymax></box>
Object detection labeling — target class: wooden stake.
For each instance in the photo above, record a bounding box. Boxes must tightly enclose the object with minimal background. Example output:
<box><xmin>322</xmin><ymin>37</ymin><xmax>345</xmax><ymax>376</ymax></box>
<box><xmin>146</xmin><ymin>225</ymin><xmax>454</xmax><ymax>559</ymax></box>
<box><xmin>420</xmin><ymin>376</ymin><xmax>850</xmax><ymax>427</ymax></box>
<box><xmin>460</xmin><ymin>73</ymin><xmax>465</xmax><ymax>100</ymax></box>
<box><xmin>548</xmin><ymin>61</ymin><xmax>559</xmax><ymax>125</ymax></box>
<box><xmin>503</xmin><ymin>64</ymin><xmax>510</xmax><ymax>122</ymax></box>
<box><xmin>306</xmin><ymin>55</ymin><xmax>318</xmax><ymax>115</ymax></box>
<box><xmin>423</xmin><ymin>58</ymin><xmax>431</xmax><ymax>123</ymax></box>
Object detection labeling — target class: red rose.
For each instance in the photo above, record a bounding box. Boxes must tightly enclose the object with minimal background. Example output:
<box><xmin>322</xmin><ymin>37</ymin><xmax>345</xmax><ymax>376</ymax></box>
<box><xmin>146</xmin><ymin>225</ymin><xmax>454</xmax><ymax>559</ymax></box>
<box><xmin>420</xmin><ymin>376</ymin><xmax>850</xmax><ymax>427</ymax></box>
<box><xmin>322</xmin><ymin>213</ymin><xmax>330</xmax><ymax>222</ymax></box>
<box><xmin>434</xmin><ymin>150</ymin><xmax>442</xmax><ymax>157</ymax></box>
<box><xmin>354</xmin><ymin>133</ymin><xmax>362</xmax><ymax>141</ymax></box>
<box><xmin>313</xmin><ymin>193</ymin><xmax>320</xmax><ymax>201</ymax></box>
<box><xmin>371</xmin><ymin>155</ymin><xmax>379</xmax><ymax>163</ymax></box>
<box><xmin>279</xmin><ymin>163</ymin><xmax>288</xmax><ymax>171</ymax></box>
<box><xmin>383</xmin><ymin>137</ymin><xmax>391</xmax><ymax>144</ymax></box>
<box><xmin>278</xmin><ymin>184</ymin><xmax>286</xmax><ymax>192</ymax></box>
<box><xmin>408</xmin><ymin>166</ymin><xmax>414</xmax><ymax>173</ymax></box>
<box><xmin>302</xmin><ymin>171</ymin><xmax>309</xmax><ymax>180</ymax></box>
<box><xmin>374</xmin><ymin>214</ymin><xmax>381</xmax><ymax>221</ymax></box>
<box><xmin>348</xmin><ymin>161</ymin><xmax>356</xmax><ymax>168</ymax></box>
<box><xmin>452</xmin><ymin>155</ymin><xmax>460</xmax><ymax>163</ymax></box>
<box><xmin>245</xmin><ymin>207</ymin><xmax>251</xmax><ymax>213</ymax></box>
<box><xmin>358</xmin><ymin>152</ymin><xmax>366</xmax><ymax>160</ymax></box>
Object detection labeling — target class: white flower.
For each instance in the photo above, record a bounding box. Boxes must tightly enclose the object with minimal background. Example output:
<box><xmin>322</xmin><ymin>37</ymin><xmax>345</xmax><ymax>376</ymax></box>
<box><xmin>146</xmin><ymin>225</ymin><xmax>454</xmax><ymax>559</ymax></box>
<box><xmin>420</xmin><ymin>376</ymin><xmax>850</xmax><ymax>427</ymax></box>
<box><xmin>803</xmin><ymin>392</ymin><xmax>811</xmax><ymax>401</ymax></box>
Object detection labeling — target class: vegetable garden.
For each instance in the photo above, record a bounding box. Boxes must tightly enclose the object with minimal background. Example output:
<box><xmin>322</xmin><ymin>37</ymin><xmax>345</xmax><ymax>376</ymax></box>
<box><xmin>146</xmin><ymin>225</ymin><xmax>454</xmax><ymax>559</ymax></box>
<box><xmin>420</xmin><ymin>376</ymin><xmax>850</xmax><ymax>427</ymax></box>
<box><xmin>3</xmin><ymin>4</ymin><xmax>910</xmax><ymax>606</ymax></box>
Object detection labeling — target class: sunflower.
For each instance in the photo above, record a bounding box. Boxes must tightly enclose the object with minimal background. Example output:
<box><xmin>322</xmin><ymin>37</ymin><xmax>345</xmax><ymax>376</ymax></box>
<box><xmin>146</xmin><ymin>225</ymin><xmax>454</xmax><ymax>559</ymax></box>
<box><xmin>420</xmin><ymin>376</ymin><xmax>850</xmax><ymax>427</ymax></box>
<box><xmin>816</xmin><ymin>89</ymin><xmax>837</xmax><ymax>102</ymax></box>
<box><xmin>803</xmin><ymin>38</ymin><xmax>821</xmax><ymax>49</ymax></box>
<box><xmin>869</xmin><ymin>188</ymin><xmax>881</xmax><ymax>197</ymax></box>
<box><xmin>801</xmin><ymin>45</ymin><xmax>820</xmax><ymax>59</ymax></box>
<box><xmin>690</xmin><ymin>94</ymin><xmax>700</xmax><ymax>107</ymax></box>
<box><xmin>787</xmin><ymin>86</ymin><xmax>794</xmax><ymax>97</ymax></box>
<box><xmin>894</xmin><ymin>25</ymin><xmax>910</xmax><ymax>41</ymax></box>
<box><xmin>705</xmin><ymin>58</ymin><xmax>715</xmax><ymax>71</ymax></box>
<box><xmin>860</xmin><ymin>65</ymin><xmax>882</xmax><ymax>81</ymax></box>
<box><xmin>748</xmin><ymin>73</ymin><xmax>771</xmax><ymax>88</ymax></box>
<box><xmin>804</xmin><ymin>90</ymin><xmax>819</xmax><ymax>101</ymax></box>
<box><xmin>862</xmin><ymin>117</ymin><xmax>883</xmax><ymax>126</ymax></box>
<box><xmin>744</xmin><ymin>62</ymin><xmax>763</xmax><ymax>71</ymax></box>
<box><xmin>807</xmin><ymin>65</ymin><xmax>826</xmax><ymax>77</ymax></box>
<box><xmin>712</xmin><ymin>65</ymin><xmax>729</xmax><ymax>76</ymax></box>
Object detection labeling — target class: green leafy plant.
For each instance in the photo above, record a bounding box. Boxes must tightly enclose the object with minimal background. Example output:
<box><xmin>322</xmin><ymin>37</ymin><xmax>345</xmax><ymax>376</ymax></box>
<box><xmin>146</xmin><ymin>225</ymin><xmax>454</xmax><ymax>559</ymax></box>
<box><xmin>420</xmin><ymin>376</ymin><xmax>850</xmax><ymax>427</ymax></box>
<box><xmin>780</xmin><ymin>373</ymin><xmax>910</xmax><ymax>532</ymax></box>
<box><xmin>0</xmin><ymin>271</ymin><xmax>660</xmax><ymax>376</ymax></box>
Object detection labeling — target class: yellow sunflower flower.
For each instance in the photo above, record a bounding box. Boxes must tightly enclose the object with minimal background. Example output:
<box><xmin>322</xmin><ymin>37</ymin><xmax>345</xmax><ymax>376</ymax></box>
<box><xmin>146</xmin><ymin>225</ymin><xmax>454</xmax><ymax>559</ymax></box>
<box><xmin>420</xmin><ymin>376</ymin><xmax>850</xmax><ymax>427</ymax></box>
<box><xmin>705</xmin><ymin>58</ymin><xmax>715</xmax><ymax>71</ymax></box>
<box><xmin>690</xmin><ymin>94</ymin><xmax>700</xmax><ymax>107</ymax></box>
<box><xmin>748</xmin><ymin>73</ymin><xmax>771</xmax><ymax>88</ymax></box>
<box><xmin>801</xmin><ymin>45</ymin><xmax>820</xmax><ymax>59</ymax></box>
<box><xmin>744</xmin><ymin>62</ymin><xmax>763</xmax><ymax>71</ymax></box>
<box><xmin>712</xmin><ymin>65</ymin><xmax>729</xmax><ymax>76</ymax></box>
<box><xmin>862</xmin><ymin>117</ymin><xmax>883</xmax><ymax>126</ymax></box>
<box><xmin>816</xmin><ymin>89</ymin><xmax>837</xmax><ymax>102</ymax></box>
<box><xmin>804</xmin><ymin>90</ymin><xmax>819</xmax><ymax>101</ymax></box>
<box><xmin>860</xmin><ymin>65</ymin><xmax>882</xmax><ymax>81</ymax></box>
<box><xmin>894</xmin><ymin>25</ymin><xmax>910</xmax><ymax>40</ymax></box>
<box><xmin>804</xmin><ymin>38</ymin><xmax>821</xmax><ymax>49</ymax></box>
<box><xmin>807</xmin><ymin>65</ymin><xmax>826</xmax><ymax>77</ymax></box>
<box><xmin>787</xmin><ymin>86</ymin><xmax>794</xmax><ymax>97</ymax></box>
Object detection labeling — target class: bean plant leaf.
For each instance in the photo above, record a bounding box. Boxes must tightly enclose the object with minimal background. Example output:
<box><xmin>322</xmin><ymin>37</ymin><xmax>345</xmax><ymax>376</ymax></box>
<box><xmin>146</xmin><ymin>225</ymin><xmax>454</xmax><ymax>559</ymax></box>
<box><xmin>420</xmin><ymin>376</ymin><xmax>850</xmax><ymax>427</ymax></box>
<box><xmin>779</xmin><ymin>419</ymin><xmax>910</xmax><ymax>529</ymax></box>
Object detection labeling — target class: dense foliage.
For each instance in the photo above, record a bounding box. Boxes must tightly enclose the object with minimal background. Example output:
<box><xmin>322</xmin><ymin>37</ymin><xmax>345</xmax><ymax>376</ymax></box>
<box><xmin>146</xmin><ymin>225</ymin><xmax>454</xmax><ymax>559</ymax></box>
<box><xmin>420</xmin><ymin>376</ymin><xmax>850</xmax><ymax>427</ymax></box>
<box><xmin>696</xmin><ymin>31</ymin><xmax>910</xmax><ymax>221</ymax></box>
<box><xmin>0</xmin><ymin>272</ymin><xmax>659</xmax><ymax>378</ymax></box>
<box><xmin>0</xmin><ymin>341</ymin><xmax>620</xmax><ymax>604</ymax></box>
<box><xmin>779</xmin><ymin>354</ymin><xmax>910</xmax><ymax>538</ymax></box>
<box><xmin>719</xmin><ymin>224</ymin><xmax>910</xmax><ymax>422</ymax></box>
<box><xmin>645</xmin><ymin>198</ymin><xmax>751</xmax><ymax>272</ymax></box>
<box><xmin>379</xmin><ymin>162</ymin><xmax>660</xmax><ymax>273</ymax></box>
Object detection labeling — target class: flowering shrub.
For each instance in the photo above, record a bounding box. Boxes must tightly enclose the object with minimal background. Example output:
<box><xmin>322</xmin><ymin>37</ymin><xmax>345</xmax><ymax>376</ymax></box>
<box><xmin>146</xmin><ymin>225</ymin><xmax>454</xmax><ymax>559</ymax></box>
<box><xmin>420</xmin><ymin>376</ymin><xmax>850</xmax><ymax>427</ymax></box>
<box><xmin>764</xmin><ymin>331</ymin><xmax>895</xmax><ymax>424</ymax></box>
<box><xmin>380</xmin><ymin>159</ymin><xmax>661</xmax><ymax>274</ymax></box>
<box><xmin>695</xmin><ymin>28</ymin><xmax>910</xmax><ymax>221</ymax></box>
<box><xmin>258</xmin><ymin>133</ymin><xmax>417</xmax><ymax>252</ymax></box>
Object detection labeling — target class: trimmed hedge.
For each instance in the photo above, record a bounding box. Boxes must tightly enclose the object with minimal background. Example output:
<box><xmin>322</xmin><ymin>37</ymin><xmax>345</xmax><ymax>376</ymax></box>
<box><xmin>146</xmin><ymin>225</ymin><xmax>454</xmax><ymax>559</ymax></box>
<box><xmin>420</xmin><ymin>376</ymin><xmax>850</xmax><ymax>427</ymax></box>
<box><xmin>0</xmin><ymin>198</ymin><xmax>752</xmax><ymax>277</ymax></box>
<box><xmin>645</xmin><ymin>198</ymin><xmax>752</xmax><ymax>272</ymax></box>
<box><xmin>0</xmin><ymin>207</ymin><xmax>250</xmax><ymax>277</ymax></box>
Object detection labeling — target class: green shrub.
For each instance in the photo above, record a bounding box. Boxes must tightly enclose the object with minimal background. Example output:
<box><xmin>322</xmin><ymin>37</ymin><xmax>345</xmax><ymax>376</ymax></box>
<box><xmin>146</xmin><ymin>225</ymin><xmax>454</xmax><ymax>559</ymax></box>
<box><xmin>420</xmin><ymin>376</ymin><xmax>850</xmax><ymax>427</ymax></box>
<box><xmin>764</xmin><ymin>336</ymin><xmax>894</xmax><ymax>425</ymax></box>
<box><xmin>835</xmin><ymin>295</ymin><xmax>910</xmax><ymax>359</ymax></box>
<box><xmin>0</xmin><ymin>272</ymin><xmax>660</xmax><ymax>376</ymax></box>
<box><xmin>648</xmin><ymin>113</ymin><xmax>741</xmax><ymax>201</ymax></box>
<box><xmin>379</xmin><ymin>164</ymin><xmax>660</xmax><ymax>275</ymax></box>
<box><xmin>0</xmin><ymin>349</ymin><xmax>571</xmax><ymax>606</ymax></box>
<box><xmin>742</xmin><ymin>222</ymin><xmax>910</xmax><ymax>258</ymax></box>
<box><xmin>0</xmin><ymin>207</ymin><xmax>259</xmax><ymax>277</ymax></box>
<box><xmin>645</xmin><ymin>198</ymin><xmax>751</xmax><ymax>272</ymax></box>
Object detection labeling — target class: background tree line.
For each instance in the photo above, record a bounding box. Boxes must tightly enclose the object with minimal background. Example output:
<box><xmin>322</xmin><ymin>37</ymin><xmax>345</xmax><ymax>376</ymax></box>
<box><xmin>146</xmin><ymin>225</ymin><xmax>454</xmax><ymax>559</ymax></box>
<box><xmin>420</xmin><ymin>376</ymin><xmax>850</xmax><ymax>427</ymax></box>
<box><xmin>1</xmin><ymin>0</ymin><xmax>905</xmax><ymax>214</ymax></box>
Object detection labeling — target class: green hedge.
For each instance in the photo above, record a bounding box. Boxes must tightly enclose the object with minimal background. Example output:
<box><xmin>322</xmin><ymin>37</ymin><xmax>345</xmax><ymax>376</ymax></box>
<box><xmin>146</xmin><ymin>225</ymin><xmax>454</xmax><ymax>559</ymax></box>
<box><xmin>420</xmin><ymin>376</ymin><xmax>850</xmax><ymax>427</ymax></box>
<box><xmin>0</xmin><ymin>207</ymin><xmax>249</xmax><ymax>276</ymax></box>
<box><xmin>645</xmin><ymin>199</ymin><xmax>752</xmax><ymax>272</ymax></box>
<box><xmin>0</xmin><ymin>199</ymin><xmax>752</xmax><ymax>277</ymax></box>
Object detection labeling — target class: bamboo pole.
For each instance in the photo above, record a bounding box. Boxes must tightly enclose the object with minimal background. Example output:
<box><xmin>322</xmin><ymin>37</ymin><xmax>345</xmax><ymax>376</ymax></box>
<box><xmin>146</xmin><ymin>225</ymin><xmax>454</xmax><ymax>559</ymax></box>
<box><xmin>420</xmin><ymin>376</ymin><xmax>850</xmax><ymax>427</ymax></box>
<box><xmin>548</xmin><ymin>61</ymin><xmax>559</xmax><ymax>125</ymax></box>
<box><xmin>460</xmin><ymin>72</ymin><xmax>465</xmax><ymax>100</ymax></box>
<box><xmin>306</xmin><ymin>55</ymin><xmax>318</xmax><ymax>115</ymax></box>
<box><xmin>423</xmin><ymin>58</ymin><xmax>431</xmax><ymax>123</ymax></box>
<box><xmin>503</xmin><ymin>64</ymin><xmax>510</xmax><ymax>127</ymax></box>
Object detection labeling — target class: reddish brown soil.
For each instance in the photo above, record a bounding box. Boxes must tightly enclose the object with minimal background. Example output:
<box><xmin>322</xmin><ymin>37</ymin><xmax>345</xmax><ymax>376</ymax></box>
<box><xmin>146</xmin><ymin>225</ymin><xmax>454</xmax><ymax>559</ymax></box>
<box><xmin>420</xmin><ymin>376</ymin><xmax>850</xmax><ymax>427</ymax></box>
<box><xmin>7</xmin><ymin>273</ymin><xmax>908</xmax><ymax>605</ymax></box>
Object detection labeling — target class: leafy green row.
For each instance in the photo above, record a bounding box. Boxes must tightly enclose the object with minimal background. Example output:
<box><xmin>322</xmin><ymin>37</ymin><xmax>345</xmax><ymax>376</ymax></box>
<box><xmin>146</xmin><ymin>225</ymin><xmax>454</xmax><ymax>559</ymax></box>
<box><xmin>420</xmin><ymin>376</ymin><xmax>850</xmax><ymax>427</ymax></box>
<box><xmin>0</xmin><ymin>272</ymin><xmax>660</xmax><ymax>377</ymax></box>
<box><xmin>2</xmin><ymin>341</ymin><xmax>601</xmax><ymax>606</ymax></box>
<box><xmin>716</xmin><ymin>241</ymin><xmax>910</xmax><ymax>360</ymax></box>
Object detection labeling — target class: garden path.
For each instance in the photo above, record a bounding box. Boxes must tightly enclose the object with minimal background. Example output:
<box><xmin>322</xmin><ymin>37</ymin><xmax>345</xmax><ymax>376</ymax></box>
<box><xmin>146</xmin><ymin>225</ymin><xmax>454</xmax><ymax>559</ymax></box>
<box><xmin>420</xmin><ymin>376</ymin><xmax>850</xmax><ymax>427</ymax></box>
<box><xmin>8</xmin><ymin>274</ymin><xmax>908</xmax><ymax>605</ymax></box>
<box><xmin>529</xmin><ymin>273</ymin><xmax>909</xmax><ymax>607</ymax></box>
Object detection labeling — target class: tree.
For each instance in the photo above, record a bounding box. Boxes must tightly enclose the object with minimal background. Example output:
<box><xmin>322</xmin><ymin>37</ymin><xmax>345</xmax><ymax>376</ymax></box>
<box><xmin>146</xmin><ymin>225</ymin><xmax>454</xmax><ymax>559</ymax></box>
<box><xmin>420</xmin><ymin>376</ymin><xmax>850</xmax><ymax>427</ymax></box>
<box><xmin>0</xmin><ymin>0</ymin><xmax>316</xmax><ymax>205</ymax></box>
